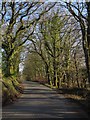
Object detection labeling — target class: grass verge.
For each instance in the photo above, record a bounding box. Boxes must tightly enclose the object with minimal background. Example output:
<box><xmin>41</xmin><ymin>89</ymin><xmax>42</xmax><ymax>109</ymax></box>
<box><xmin>2</xmin><ymin>76</ymin><xmax>24</xmax><ymax>106</ymax></box>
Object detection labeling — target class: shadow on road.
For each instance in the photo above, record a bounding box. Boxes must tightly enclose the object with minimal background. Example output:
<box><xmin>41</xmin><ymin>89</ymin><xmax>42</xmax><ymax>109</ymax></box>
<box><xmin>2</xmin><ymin>81</ymin><xmax>89</xmax><ymax>119</ymax></box>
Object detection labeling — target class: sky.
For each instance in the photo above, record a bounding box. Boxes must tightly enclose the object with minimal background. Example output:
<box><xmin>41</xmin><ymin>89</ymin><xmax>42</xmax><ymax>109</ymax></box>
<box><xmin>1</xmin><ymin>0</ymin><xmax>89</xmax><ymax>3</ymax></box>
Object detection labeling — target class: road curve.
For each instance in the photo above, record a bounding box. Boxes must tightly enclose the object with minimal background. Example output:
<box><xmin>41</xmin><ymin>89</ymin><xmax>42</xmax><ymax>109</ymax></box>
<box><xmin>2</xmin><ymin>81</ymin><xmax>88</xmax><ymax>119</ymax></box>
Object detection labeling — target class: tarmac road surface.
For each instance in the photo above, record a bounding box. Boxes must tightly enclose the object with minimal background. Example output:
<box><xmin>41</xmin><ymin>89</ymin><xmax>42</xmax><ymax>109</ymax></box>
<box><xmin>2</xmin><ymin>81</ymin><xmax>89</xmax><ymax>119</ymax></box>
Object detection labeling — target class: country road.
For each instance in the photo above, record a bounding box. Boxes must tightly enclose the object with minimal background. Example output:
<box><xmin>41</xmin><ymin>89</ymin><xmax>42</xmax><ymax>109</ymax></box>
<box><xmin>2</xmin><ymin>81</ymin><xmax>88</xmax><ymax>119</ymax></box>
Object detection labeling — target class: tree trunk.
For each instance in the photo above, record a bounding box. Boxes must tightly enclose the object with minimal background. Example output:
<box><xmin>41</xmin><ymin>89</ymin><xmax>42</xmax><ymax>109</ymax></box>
<box><xmin>5</xmin><ymin>57</ymin><xmax>11</xmax><ymax>77</ymax></box>
<box><xmin>53</xmin><ymin>58</ymin><xmax>56</xmax><ymax>86</ymax></box>
<box><xmin>87</xmin><ymin>2</ymin><xmax>90</xmax><ymax>53</ymax></box>
<box><xmin>53</xmin><ymin>39</ymin><xmax>56</xmax><ymax>86</ymax></box>
<box><xmin>86</xmin><ymin>2</ymin><xmax>90</xmax><ymax>84</ymax></box>
<box><xmin>80</xmin><ymin>23</ymin><xmax>90</xmax><ymax>84</ymax></box>
<box><xmin>45</xmin><ymin>65</ymin><xmax>50</xmax><ymax>84</ymax></box>
<box><xmin>74</xmin><ymin>52</ymin><xmax>80</xmax><ymax>88</ymax></box>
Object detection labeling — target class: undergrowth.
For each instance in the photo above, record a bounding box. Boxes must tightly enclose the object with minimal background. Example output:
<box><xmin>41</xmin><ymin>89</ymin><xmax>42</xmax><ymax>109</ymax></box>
<box><xmin>2</xmin><ymin>76</ymin><xmax>24</xmax><ymax>106</ymax></box>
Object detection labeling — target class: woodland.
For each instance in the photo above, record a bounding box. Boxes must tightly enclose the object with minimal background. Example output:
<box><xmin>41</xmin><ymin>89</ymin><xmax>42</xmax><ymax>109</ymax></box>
<box><xmin>0</xmin><ymin>1</ymin><xmax>90</xmax><ymax>113</ymax></box>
